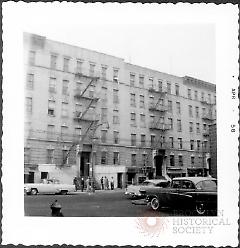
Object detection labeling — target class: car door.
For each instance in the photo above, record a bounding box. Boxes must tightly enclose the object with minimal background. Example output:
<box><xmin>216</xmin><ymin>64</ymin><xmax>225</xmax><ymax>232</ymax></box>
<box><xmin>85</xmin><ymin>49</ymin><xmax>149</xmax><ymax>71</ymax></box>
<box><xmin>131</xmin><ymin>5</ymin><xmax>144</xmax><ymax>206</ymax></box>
<box><xmin>165</xmin><ymin>180</ymin><xmax>182</xmax><ymax>208</ymax></box>
<box><xmin>174</xmin><ymin>180</ymin><xmax>196</xmax><ymax>209</ymax></box>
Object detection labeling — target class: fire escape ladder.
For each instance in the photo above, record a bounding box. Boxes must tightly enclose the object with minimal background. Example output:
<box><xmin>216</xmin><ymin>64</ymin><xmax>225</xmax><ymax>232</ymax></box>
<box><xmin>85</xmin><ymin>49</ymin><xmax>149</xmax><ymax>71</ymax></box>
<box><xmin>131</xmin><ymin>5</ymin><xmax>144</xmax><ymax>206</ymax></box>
<box><xmin>79</xmin><ymin>78</ymin><xmax>95</xmax><ymax>98</ymax></box>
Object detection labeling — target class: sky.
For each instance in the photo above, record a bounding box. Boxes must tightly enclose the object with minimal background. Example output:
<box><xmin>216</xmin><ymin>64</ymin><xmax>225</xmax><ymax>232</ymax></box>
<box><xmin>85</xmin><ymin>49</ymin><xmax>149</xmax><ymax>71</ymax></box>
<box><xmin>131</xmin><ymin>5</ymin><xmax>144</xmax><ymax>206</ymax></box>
<box><xmin>8</xmin><ymin>3</ymin><xmax>216</xmax><ymax>84</ymax></box>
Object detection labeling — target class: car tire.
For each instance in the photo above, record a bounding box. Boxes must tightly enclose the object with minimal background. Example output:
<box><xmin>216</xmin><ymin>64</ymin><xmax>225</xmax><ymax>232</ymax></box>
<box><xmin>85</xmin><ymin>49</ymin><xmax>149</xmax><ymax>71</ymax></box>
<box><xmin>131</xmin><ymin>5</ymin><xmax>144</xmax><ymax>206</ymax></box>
<box><xmin>151</xmin><ymin>197</ymin><xmax>160</xmax><ymax>211</ymax></box>
<box><xmin>31</xmin><ymin>188</ymin><xmax>38</xmax><ymax>195</ymax></box>
<box><xmin>195</xmin><ymin>202</ymin><xmax>206</xmax><ymax>215</ymax></box>
<box><xmin>60</xmin><ymin>190</ymin><xmax>68</xmax><ymax>195</ymax></box>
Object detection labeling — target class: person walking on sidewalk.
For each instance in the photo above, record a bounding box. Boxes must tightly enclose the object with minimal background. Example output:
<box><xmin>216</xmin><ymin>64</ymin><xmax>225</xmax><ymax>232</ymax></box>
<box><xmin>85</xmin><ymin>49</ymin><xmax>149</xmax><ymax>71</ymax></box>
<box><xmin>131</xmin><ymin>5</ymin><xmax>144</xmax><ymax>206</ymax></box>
<box><xmin>104</xmin><ymin>176</ymin><xmax>108</xmax><ymax>190</ymax></box>
<box><xmin>80</xmin><ymin>177</ymin><xmax>84</xmax><ymax>192</ymax></box>
<box><xmin>100</xmin><ymin>177</ymin><xmax>104</xmax><ymax>190</ymax></box>
<box><xmin>110</xmin><ymin>177</ymin><xmax>114</xmax><ymax>190</ymax></box>
<box><xmin>86</xmin><ymin>177</ymin><xmax>91</xmax><ymax>192</ymax></box>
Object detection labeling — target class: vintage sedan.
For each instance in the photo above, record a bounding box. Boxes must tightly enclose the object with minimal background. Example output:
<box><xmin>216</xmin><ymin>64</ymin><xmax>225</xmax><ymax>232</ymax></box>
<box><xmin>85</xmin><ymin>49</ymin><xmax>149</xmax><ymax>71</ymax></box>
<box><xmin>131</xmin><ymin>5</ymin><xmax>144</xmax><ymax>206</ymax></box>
<box><xmin>24</xmin><ymin>178</ymin><xmax>76</xmax><ymax>195</ymax></box>
<box><xmin>125</xmin><ymin>179</ymin><xmax>170</xmax><ymax>199</ymax></box>
<box><xmin>143</xmin><ymin>177</ymin><xmax>217</xmax><ymax>215</ymax></box>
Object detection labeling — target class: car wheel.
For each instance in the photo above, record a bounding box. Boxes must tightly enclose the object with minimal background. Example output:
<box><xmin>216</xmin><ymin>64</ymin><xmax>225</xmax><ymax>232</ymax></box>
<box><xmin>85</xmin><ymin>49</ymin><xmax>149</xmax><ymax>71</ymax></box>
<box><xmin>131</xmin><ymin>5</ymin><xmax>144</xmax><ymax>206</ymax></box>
<box><xmin>31</xmin><ymin>188</ymin><xmax>38</xmax><ymax>195</ymax></box>
<box><xmin>196</xmin><ymin>202</ymin><xmax>206</xmax><ymax>215</ymax></box>
<box><xmin>60</xmin><ymin>190</ymin><xmax>68</xmax><ymax>195</ymax></box>
<box><xmin>151</xmin><ymin>197</ymin><xmax>160</xmax><ymax>211</ymax></box>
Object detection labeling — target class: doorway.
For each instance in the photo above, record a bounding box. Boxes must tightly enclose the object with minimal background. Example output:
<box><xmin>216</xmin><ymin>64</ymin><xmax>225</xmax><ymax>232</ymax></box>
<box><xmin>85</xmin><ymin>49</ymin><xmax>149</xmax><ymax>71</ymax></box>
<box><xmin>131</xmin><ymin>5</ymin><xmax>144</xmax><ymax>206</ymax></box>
<box><xmin>80</xmin><ymin>152</ymin><xmax>90</xmax><ymax>177</ymax></box>
<box><xmin>155</xmin><ymin>155</ymin><xmax>163</xmax><ymax>177</ymax></box>
<box><xmin>117</xmin><ymin>173</ymin><xmax>123</xmax><ymax>188</ymax></box>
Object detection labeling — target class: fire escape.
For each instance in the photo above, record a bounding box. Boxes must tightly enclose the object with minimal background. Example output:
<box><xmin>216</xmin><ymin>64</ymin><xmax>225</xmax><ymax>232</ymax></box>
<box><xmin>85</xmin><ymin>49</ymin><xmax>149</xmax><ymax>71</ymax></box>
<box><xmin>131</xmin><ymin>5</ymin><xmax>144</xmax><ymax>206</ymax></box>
<box><xmin>62</xmin><ymin>67</ymin><xmax>101</xmax><ymax>165</ymax></box>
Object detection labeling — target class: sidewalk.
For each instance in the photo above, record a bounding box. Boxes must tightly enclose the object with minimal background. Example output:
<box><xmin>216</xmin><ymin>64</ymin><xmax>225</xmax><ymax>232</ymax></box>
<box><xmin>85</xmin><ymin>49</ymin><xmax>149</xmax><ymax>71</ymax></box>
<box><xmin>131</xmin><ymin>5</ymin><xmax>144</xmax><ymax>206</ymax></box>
<box><xmin>72</xmin><ymin>188</ymin><xmax>125</xmax><ymax>194</ymax></box>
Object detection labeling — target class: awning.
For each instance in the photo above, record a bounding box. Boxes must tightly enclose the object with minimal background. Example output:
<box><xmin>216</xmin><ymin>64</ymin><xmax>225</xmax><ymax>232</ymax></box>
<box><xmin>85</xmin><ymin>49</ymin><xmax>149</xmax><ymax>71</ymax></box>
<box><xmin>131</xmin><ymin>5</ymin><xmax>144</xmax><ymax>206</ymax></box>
<box><xmin>126</xmin><ymin>167</ymin><xmax>139</xmax><ymax>173</ymax></box>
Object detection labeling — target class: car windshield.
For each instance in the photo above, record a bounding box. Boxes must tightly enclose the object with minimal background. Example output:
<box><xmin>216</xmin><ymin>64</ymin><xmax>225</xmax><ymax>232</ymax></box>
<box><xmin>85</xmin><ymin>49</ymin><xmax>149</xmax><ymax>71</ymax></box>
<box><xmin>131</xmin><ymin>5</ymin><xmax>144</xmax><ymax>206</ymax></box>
<box><xmin>195</xmin><ymin>180</ymin><xmax>217</xmax><ymax>190</ymax></box>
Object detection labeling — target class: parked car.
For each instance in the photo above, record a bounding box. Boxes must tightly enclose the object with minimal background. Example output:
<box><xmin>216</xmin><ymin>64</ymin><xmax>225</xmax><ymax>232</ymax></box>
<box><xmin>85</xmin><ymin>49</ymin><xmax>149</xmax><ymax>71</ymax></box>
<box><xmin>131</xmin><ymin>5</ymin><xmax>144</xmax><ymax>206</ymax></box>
<box><xmin>125</xmin><ymin>179</ymin><xmax>170</xmax><ymax>199</ymax></box>
<box><xmin>142</xmin><ymin>177</ymin><xmax>217</xmax><ymax>215</ymax></box>
<box><xmin>24</xmin><ymin>178</ymin><xmax>76</xmax><ymax>195</ymax></box>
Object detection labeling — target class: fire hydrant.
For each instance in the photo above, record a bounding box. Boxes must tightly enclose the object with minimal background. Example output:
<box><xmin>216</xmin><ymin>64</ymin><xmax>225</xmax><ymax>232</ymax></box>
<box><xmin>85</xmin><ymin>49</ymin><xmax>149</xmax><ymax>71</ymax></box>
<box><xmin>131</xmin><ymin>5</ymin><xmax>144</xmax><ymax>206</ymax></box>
<box><xmin>50</xmin><ymin>200</ymin><xmax>64</xmax><ymax>217</ymax></box>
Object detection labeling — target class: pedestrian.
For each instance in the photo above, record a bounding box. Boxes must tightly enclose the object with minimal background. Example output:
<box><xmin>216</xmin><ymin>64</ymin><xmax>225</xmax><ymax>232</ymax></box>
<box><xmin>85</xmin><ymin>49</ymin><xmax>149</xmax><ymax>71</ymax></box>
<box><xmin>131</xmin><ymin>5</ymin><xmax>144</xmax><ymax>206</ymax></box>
<box><xmin>106</xmin><ymin>177</ymin><xmax>109</xmax><ymax>190</ymax></box>
<box><xmin>100</xmin><ymin>177</ymin><xmax>104</xmax><ymax>190</ymax></box>
<box><xmin>104</xmin><ymin>176</ymin><xmax>107</xmax><ymax>190</ymax></box>
<box><xmin>81</xmin><ymin>177</ymin><xmax>84</xmax><ymax>192</ymax></box>
<box><xmin>86</xmin><ymin>177</ymin><xmax>90</xmax><ymax>192</ymax></box>
<box><xmin>73</xmin><ymin>177</ymin><xmax>78</xmax><ymax>191</ymax></box>
<box><xmin>110</xmin><ymin>177</ymin><xmax>114</xmax><ymax>190</ymax></box>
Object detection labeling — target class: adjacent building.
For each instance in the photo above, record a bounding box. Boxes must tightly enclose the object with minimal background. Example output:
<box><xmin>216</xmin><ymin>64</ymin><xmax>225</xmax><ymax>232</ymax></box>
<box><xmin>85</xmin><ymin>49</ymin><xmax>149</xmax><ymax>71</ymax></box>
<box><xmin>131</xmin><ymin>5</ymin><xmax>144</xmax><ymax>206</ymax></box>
<box><xmin>24</xmin><ymin>33</ymin><xmax>217</xmax><ymax>187</ymax></box>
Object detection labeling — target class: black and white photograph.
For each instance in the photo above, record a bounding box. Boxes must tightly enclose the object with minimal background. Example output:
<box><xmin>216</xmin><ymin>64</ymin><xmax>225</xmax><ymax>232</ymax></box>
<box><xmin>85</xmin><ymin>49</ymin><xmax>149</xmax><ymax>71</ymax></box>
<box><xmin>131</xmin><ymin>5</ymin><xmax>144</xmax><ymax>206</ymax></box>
<box><xmin>2</xmin><ymin>2</ymin><xmax>239</xmax><ymax>246</ymax></box>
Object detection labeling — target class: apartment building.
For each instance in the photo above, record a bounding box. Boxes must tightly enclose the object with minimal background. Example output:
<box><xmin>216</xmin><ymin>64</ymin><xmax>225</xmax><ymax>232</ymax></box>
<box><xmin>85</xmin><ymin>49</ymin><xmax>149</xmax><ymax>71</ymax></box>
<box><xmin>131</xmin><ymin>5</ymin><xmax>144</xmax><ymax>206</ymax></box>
<box><xmin>24</xmin><ymin>33</ymin><xmax>216</xmax><ymax>187</ymax></box>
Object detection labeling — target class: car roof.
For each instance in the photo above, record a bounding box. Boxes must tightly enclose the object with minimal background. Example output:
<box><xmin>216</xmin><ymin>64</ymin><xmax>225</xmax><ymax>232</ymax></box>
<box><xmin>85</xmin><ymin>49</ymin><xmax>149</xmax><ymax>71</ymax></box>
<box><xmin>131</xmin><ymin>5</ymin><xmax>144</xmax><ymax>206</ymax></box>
<box><xmin>173</xmin><ymin>176</ymin><xmax>217</xmax><ymax>184</ymax></box>
<box><xmin>145</xmin><ymin>179</ymin><xmax>168</xmax><ymax>184</ymax></box>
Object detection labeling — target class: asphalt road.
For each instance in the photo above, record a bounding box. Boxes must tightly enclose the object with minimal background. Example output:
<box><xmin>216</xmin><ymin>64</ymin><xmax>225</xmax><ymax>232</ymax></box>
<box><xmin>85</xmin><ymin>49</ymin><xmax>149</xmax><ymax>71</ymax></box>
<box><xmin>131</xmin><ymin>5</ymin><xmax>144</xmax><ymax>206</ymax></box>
<box><xmin>24</xmin><ymin>189</ymin><xmax>174</xmax><ymax>217</ymax></box>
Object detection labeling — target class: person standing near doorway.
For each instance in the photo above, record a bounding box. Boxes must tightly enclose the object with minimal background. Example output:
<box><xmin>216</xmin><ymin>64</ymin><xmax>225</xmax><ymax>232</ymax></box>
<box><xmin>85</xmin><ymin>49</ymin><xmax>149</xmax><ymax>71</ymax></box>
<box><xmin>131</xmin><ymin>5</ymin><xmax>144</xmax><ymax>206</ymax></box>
<box><xmin>100</xmin><ymin>177</ymin><xmax>104</xmax><ymax>190</ymax></box>
<box><xmin>110</xmin><ymin>177</ymin><xmax>114</xmax><ymax>190</ymax></box>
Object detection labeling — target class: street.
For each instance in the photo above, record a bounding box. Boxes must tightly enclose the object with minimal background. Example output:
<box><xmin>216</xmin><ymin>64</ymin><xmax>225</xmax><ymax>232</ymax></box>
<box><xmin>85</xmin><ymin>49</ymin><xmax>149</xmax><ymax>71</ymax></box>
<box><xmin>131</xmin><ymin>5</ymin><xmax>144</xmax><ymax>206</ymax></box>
<box><xmin>24</xmin><ymin>189</ymin><xmax>174</xmax><ymax>217</ymax></box>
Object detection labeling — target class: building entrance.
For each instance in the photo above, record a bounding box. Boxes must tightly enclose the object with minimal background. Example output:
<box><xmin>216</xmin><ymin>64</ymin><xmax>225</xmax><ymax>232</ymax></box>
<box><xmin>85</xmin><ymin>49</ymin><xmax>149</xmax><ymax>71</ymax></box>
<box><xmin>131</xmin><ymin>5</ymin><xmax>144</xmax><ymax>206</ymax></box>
<box><xmin>80</xmin><ymin>152</ymin><xmax>90</xmax><ymax>177</ymax></box>
<box><xmin>117</xmin><ymin>173</ymin><xmax>123</xmax><ymax>188</ymax></box>
<box><xmin>155</xmin><ymin>155</ymin><xmax>163</xmax><ymax>177</ymax></box>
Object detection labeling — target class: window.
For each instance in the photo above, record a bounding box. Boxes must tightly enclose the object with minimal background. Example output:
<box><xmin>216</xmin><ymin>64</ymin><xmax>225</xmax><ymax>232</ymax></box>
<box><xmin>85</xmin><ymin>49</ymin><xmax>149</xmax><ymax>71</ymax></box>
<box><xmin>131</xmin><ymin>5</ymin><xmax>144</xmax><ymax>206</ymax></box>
<box><xmin>158</xmin><ymin>80</ymin><xmax>163</xmax><ymax>92</ymax></box>
<box><xmin>131</xmin><ymin>112</ymin><xmax>136</xmax><ymax>126</ymax></box>
<box><xmin>130</xmin><ymin>93</ymin><xmax>136</xmax><ymax>107</ymax></box>
<box><xmin>191</xmin><ymin>156</ymin><xmax>195</xmax><ymax>166</ymax></box>
<box><xmin>201</xmin><ymin>92</ymin><xmax>205</xmax><ymax>101</ymax></box>
<box><xmin>49</xmin><ymin>77</ymin><xmax>56</xmax><ymax>93</ymax></box>
<box><xmin>168</xmin><ymin>100</ymin><xmax>172</xmax><ymax>112</ymax></box>
<box><xmin>214</xmin><ymin>95</ymin><xmax>216</xmax><ymax>104</ymax></box>
<box><xmin>101</xmin><ymin>108</ymin><xmax>108</xmax><ymax>123</ymax></box>
<box><xmin>189</xmin><ymin>105</ymin><xmax>193</xmax><ymax>117</ymax></box>
<box><xmin>89</xmin><ymin>63</ymin><xmax>95</xmax><ymax>76</ymax></box>
<box><xmin>113</xmin><ymin>152</ymin><xmax>119</xmax><ymax>165</ymax></box>
<box><xmin>24</xmin><ymin>148</ymin><xmax>31</xmax><ymax>163</ymax></box>
<box><xmin>131</xmin><ymin>154</ymin><xmax>137</xmax><ymax>166</ymax></box>
<box><xmin>151</xmin><ymin>135</ymin><xmax>155</xmax><ymax>147</ymax></box>
<box><xmin>63</xmin><ymin>57</ymin><xmax>70</xmax><ymax>72</ymax></box>
<box><xmin>131</xmin><ymin>134</ymin><xmax>137</xmax><ymax>146</ymax></box>
<box><xmin>62</xmin><ymin>80</ymin><xmax>69</xmax><ymax>95</ymax></box>
<box><xmin>61</xmin><ymin>126</ymin><xmax>68</xmax><ymax>140</ymax></box>
<box><xmin>178</xmin><ymin>155</ymin><xmax>183</xmax><ymax>166</ymax></box>
<box><xmin>62</xmin><ymin>149</ymin><xmax>69</xmax><ymax>165</ymax></box>
<box><xmin>74</xmin><ymin>127</ymin><xmax>82</xmax><ymax>139</ymax></box>
<box><xmin>203</xmin><ymin>123</ymin><xmax>207</xmax><ymax>131</ymax></box>
<box><xmin>203</xmin><ymin>140</ymin><xmax>208</xmax><ymax>149</ymax></box>
<box><xmin>149</xmin><ymin>78</ymin><xmax>154</xmax><ymax>88</ymax></box>
<box><xmin>101</xmin><ymin>66</ymin><xmax>107</xmax><ymax>80</ymax></box>
<box><xmin>141</xmin><ymin>134</ymin><xmax>146</xmax><ymax>147</ymax></box>
<box><xmin>167</xmin><ymin>82</ymin><xmax>171</xmax><ymax>94</ymax></box>
<box><xmin>113</xmin><ymin>89</ymin><xmax>119</xmax><ymax>104</ymax></box>
<box><xmin>170</xmin><ymin>155</ymin><xmax>175</xmax><ymax>166</ymax></box>
<box><xmin>113</xmin><ymin>131</ymin><xmax>119</xmax><ymax>144</ymax></box>
<box><xmin>189</xmin><ymin>122</ymin><xmax>193</xmax><ymax>132</ymax></box>
<box><xmin>48</xmin><ymin>100</ymin><xmax>55</xmax><ymax>116</ymax></box>
<box><xmin>26</xmin><ymin>73</ymin><xmax>34</xmax><ymax>90</ymax></box>
<box><xmin>142</xmin><ymin>154</ymin><xmax>147</xmax><ymax>166</ymax></box>
<box><xmin>176</xmin><ymin>102</ymin><xmax>181</xmax><ymax>114</ymax></box>
<box><xmin>47</xmin><ymin>149</ymin><xmax>54</xmax><ymax>164</ymax></box>
<box><xmin>113</xmin><ymin>68</ymin><xmax>119</xmax><ymax>82</ymax></box>
<box><xmin>61</xmin><ymin>102</ymin><xmax>68</xmax><ymax>117</ymax></box>
<box><xmin>101</xmin><ymin>151</ymin><xmax>107</xmax><ymax>164</ymax></box>
<box><xmin>190</xmin><ymin>140</ymin><xmax>194</xmax><ymax>150</ymax></box>
<box><xmin>196</xmin><ymin>123</ymin><xmax>200</xmax><ymax>133</ymax></box>
<box><xmin>202</xmin><ymin>107</ymin><xmax>206</xmax><ymax>116</ymax></box>
<box><xmin>26</xmin><ymin>97</ymin><xmax>32</xmax><ymax>114</ymax></box>
<box><xmin>168</xmin><ymin>118</ymin><xmax>173</xmax><ymax>130</ymax></box>
<box><xmin>50</xmin><ymin>54</ymin><xmax>57</xmax><ymax>69</ymax></box>
<box><xmin>113</xmin><ymin>109</ymin><xmax>119</xmax><ymax>124</ymax></box>
<box><xmin>169</xmin><ymin>137</ymin><xmax>174</xmax><ymax>148</ymax></box>
<box><xmin>197</xmin><ymin>140</ymin><xmax>201</xmax><ymax>151</ymax></box>
<box><xmin>76</xmin><ymin>81</ymin><xmax>82</xmax><ymax>91</ymax></box>
<box><xmin>130</xmin><ymin>73</ymin><xmax>135</xmax><ymax>87</ymax></box>
<box><xmin>208</xmin><ymin>93</ymin><xmax>211</xmax><ymax>103</ymax></box>
<box><xmin>175</xmin><ymin>84</ymin><xmax>179</xmax><ymax>96</ymax></box>
<box><xmin>178</xmin><ymin>138</ymin><xmax>183</xmax><ymax>149</ymax></box>
<box><xmin>188</xmin><ymin>89</ymin><xmax>192</xmax><ymax>99</ymax></box>
<box><xmin>29</xmin><ymin>51</ymin><xmax>36</xmax><ymax>65</ymax></box>
<box><xmin>76</xmin><ymin>59</ymin><xmax>83</xmax><ymax>73</ymax></box>
<box><xmin>195</xmin><ymin>106</ymin><xmax>199</xmax><ymax>118</ymax></box>
<box><xmin>194</xmin><ymin>90</ymin><xmax>198</xmax><ymax>100</ymax></box>
<box><xmin>47</xmin><ymin>125</ymin><xmax>55</xmax><ymax>139</ymax></box>
<box><xmin>101</xmin><ymin>130</ymin><xmax>107</xmax><ymax>143</ymax></box>
<box><xmin>89</xmin><ymin>88</ymin><xmax>94</xmax><ymax>98</ymax></box>
<box><xmin>139</xmin><ymin>95</ymin><xmax>145</xmax><ymax>108</ymax></box>
<box><xmin>139</xmin><ymin>75</ymin><xmax>144</xmax><ymax>87</ymax></box>
<box><xmin>177</xmin><ymin>119</ymin><xmax>182</xmax><ymax>132</ymax></box>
